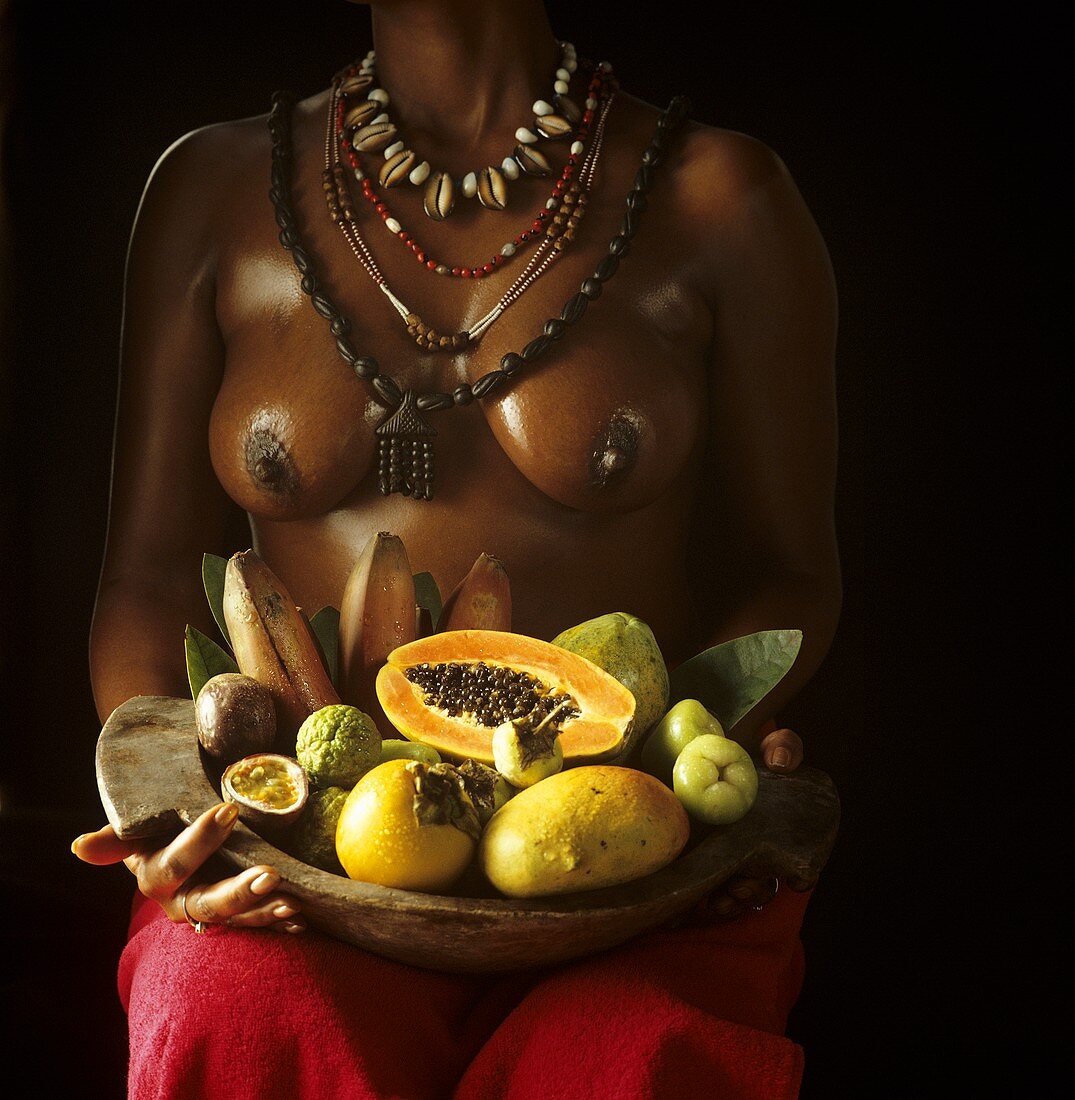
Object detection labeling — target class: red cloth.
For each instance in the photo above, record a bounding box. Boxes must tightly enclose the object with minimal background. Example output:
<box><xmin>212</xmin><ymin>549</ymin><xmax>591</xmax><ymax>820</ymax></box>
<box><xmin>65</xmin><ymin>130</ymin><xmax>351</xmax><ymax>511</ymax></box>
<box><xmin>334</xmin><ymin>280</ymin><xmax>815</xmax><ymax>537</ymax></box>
<box><xmin>119</xmin><ymin>885</ymin><xmax>810</xmax><ymax>1099</ymax></box>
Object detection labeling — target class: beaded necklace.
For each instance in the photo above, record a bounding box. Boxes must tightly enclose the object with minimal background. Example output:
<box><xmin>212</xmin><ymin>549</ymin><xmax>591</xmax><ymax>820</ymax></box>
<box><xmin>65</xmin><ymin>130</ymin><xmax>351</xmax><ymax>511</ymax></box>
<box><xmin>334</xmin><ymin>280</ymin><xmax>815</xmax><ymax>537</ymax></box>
<box><xmin>338</xmin><ymin>41</ymin><xmax>583</xmax><ymax>221</ymax></box>
<box><xmin>268</xmin><ymin>87</ymin><xmax>691</xmax><ymax>500</ymax></box>
<box><xmin>326</xmin><ymin>74</ymin><xmax>616</xmax><ymax>353</ymax></box>
<box><xmin>327</xmin><ymin>58</ymin><xmax>615</xmax><ymax>283</ymax></box>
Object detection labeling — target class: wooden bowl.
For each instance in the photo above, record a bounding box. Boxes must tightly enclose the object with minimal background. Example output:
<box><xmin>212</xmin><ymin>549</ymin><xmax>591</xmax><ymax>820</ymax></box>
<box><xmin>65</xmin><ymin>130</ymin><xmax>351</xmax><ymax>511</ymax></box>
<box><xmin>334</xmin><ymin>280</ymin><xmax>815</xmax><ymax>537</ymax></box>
<box><xmin>96</xmin><ymin>695</ymin><xmax>839</xmax><ymax>974</ymax></box>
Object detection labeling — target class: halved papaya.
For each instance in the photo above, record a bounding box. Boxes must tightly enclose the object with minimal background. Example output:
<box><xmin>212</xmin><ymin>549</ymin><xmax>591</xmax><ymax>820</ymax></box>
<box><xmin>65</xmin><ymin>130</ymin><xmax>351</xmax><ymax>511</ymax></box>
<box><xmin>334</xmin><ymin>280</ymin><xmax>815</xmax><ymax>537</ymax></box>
<box><xmin>375</xmin><ymin>629</ymin><xmax>635</xmax><ymax>765</ymax></box>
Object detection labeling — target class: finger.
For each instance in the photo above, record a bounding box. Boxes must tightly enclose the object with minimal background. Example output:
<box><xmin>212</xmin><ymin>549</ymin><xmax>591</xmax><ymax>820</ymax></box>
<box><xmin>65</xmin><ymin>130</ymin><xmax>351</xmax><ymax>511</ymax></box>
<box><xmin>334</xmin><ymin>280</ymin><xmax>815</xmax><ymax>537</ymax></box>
<box><xmin>223</xmin><ymin>895</ymin><xmax>308</xmax><ymax>934</ymax></box>
<box><xmin>727</xmin><ymin>875</ymin><xmax>770</xmax><ymax>902</ymax></box>
<box><xmin>137</xmin><ymin>803</ymin><xmax>240</xmax><ymax>902</ymax></box>
<box><xmin>761</xmin><ymin>728</ymin><xmax>804</xmax><ymax>772</ymax></box>
<box><xmin>72</xmin><ymin>824</ymin><xmax>155</xmax><ymax>866</ymax></box>
<box><xmin>181</xmin><ymin>865</ymin><xmax>301</xmax><ymax>930</ymax></box>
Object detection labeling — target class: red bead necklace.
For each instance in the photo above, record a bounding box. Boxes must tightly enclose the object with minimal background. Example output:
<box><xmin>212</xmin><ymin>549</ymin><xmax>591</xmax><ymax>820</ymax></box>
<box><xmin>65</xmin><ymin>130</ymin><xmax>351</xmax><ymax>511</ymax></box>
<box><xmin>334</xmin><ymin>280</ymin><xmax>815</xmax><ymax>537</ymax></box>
<box><xmin>327</xmin><ymin>61</ymin><xmax>614</xmax><ymax>280</ymax></box>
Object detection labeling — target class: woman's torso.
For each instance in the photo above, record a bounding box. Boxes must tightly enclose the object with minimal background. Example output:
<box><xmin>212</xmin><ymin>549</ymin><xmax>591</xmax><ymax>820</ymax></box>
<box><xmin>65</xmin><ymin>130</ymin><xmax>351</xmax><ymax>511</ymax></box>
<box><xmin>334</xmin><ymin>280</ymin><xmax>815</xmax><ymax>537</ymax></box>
<box><xmin>205</xmin><ymin>82</ymin><xmax>716</xmax><ymax>666</ymax></box>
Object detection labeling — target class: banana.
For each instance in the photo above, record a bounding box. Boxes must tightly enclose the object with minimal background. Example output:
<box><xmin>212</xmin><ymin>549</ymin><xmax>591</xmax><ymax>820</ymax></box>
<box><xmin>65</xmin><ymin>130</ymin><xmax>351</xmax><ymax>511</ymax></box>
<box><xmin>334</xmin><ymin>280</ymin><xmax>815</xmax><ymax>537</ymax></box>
<box><xmin>297</xmin><ymin>606</ymin><xmax>331</xmax><ymax>678</ymax></box>
<box><xmin>338</xmin><ymin>532</ymin><xmax>417</xmax><ymax>731</ymax></box>
<box><xmin>223</xmin><ymin>553</ymin><xmax>308</xmax><ymax>739</ymax></box>
<box><xmin>223</xmin><ymin>550</ymin><xmax>339</xmax><ymax>742</ymax></box>
<box><xmin>439</xmin><ymin>552</ymin><xmax>512</xmax><ymax>632</ymax></box>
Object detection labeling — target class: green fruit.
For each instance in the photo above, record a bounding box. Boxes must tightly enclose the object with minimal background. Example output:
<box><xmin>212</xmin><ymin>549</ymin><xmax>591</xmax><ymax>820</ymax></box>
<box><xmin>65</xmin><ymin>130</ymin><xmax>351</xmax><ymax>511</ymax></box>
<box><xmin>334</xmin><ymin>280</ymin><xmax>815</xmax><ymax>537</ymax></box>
<box><xmin>379</xmin><ymin>739</ymin><xmax>442</xmax><ymax>766</ymax></box>
<box><xmin>640</xmin><ymin>699</ymin><xmax>725</xmax><ymax>786</ymax></box>
<box><xmin>672</xmin><ymin>733</ymin><xmax>758</xmax><ymax>826</ymax></box>
<box><xmin>492</xmin><ymin>716</ymin><xmax>564</xmax><ymax>789</ymax></box>
<box><xmin>551</xmin><ymin>612</ymin><xmax>669</xmax><ymax>750</ymax></box>
<box><xmin>295</xmin><ymin>704</ymin><xmax>381</xmax><ymax>789</ymax></box>
<box><xmin>284</xmin><ymin>785</ymin><xmax>350</xmax><ymax>874</ymax></box>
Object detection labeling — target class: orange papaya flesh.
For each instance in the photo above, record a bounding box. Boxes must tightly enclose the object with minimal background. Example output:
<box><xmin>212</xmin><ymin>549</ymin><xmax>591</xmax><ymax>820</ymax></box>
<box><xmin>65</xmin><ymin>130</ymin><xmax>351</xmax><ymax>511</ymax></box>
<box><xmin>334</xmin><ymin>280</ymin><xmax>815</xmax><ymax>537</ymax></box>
<box><xmin>375</xmin><ymin>630</ymin><xmax>635</xmax><ymax>765</ymax></box>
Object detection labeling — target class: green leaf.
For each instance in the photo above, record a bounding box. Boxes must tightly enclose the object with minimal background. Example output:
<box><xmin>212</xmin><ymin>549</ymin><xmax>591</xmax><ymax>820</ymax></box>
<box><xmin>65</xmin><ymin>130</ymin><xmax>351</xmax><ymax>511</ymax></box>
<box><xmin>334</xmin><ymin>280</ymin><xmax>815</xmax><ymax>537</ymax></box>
<box><xmin>667</xmin><ymin>629</ymin><xmax>803</xmax><ymax>732</ymax></box>
<box><xmin>201</xmin><ymin>553</ymin><xmax>231</xmax><ymax>646</ymax></box>
<box><xmin>309</xmin><ymin>606</ymin><xmax>341</xmax><ymax>688</ymax></box>
<box><xmin>185</xmin><ymin>624</ymin><xmax>239</xmax><ymax>699</ymax></box>
<box><xmin>413</xmin><ymin>572</ymin><xmax>443</xmax><ymax>631</ymax></box>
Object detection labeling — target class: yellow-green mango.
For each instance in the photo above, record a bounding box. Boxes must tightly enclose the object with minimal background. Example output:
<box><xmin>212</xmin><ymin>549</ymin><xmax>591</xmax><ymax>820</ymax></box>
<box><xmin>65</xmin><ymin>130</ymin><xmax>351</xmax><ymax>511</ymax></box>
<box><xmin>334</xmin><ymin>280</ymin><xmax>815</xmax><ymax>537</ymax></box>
<box><xmin>478</xmin><ymin>765</ymin><xmax>690</xmax><ymax>897</ymax></box>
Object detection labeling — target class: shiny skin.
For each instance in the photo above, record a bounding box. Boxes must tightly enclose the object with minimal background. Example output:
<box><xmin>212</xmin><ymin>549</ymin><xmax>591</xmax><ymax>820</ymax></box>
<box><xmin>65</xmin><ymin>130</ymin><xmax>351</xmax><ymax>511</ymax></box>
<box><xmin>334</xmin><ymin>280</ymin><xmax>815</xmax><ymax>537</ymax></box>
<box><xmin>77</xmin><ymin>1</ymin><xmax>834</xmax><ymax>927</ymax></box>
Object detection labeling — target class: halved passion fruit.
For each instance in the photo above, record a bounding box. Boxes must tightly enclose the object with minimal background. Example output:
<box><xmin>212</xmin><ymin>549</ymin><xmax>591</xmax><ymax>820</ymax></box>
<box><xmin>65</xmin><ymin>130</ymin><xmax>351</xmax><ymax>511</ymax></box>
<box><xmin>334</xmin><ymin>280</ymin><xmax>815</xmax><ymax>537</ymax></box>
<box><xmin>220</xmin><ymin>752</ymin><xmax>309</xmax><ymax>834</ymax></box>
<box><xmin>375</xmin><ymin>629</ymin><xmax>635</xmax><ymax>765</ymax></box>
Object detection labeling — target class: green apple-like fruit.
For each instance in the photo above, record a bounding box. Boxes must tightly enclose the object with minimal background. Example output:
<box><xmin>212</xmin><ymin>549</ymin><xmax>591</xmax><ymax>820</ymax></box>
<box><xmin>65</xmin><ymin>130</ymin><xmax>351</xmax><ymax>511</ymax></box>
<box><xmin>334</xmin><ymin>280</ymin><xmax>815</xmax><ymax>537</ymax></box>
<box><xmin>640</xmin><ymin>699</ymin><xmax>726</xmax><ymax>785</ymax></box>
<box><xmin>672</xmin><ymin>733</ymin><xmax>758</xmax><ymax>825</ymax></box>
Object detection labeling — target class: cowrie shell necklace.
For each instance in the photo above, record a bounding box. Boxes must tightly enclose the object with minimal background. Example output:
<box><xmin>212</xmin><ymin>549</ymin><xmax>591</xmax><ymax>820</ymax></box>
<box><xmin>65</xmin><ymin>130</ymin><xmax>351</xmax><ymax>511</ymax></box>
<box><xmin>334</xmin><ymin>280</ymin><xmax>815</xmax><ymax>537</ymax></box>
<box><xmin>339</xmin><ymin>41</ymin><xmax>584</xmax><ymax>222</ymax></box>
<box><xmin>324</xmin><ymin>65</ymin><xmax>616</xmax><ymax>353</ymax></box>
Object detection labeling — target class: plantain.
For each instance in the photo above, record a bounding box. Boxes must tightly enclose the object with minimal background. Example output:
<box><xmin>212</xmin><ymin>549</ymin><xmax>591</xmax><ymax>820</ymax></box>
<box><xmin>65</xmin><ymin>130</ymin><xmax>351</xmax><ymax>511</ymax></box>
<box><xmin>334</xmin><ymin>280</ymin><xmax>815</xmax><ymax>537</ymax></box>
<box><xmin>338</xmin><ymin>532</ymin><xmax>417</xmax><ymax>732</ymax></box>
<box><xmin>223</xmin><ymin>550</ymin><xmax>339</xmax><ymax>744</ymax></box>
<box><xmin>297</xmin><ymin>606</ymin><xmax>330</xmax><ymax>677</ymax></box>
<box><xmin>439</xmin><ymin>552</ymin><xmax>512</xmax><ymax>632</ymax></box>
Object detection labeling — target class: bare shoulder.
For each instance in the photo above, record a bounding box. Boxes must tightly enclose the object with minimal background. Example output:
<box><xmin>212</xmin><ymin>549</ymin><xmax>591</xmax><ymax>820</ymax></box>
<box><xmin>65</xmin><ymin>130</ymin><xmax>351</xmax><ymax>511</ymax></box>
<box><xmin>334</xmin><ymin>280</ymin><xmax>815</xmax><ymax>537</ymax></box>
<box><xmin>674</xmin><ymin>120</ymin><xmax>791</xmax><ymax>202</ymax></box>
<box><xmin>667</xmin><ymin>116</ymin><xmax>836</xmax><ymax>301</ymax></box>
<box><xmin>126</xmin><ymin>88</ymin><xmax>332</xmax><ymax>281</ymax></box>
<box><xmin>138</xmin><ymin>110</ymin><xmax>270</xmax><ymax>207</ymax></box>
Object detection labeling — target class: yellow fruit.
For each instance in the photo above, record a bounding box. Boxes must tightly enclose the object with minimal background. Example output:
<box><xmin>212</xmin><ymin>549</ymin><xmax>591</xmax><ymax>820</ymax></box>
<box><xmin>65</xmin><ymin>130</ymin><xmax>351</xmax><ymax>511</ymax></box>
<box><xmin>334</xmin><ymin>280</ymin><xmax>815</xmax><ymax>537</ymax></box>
<box><xmin>335</xmin><ymin>759</ymin><xmax>479</xmax><ymax>893</ymax></box>
<box><xmin>479</xmin><ymin>765</ymin><xmax>689</xmax><ymax>897</ymax></box>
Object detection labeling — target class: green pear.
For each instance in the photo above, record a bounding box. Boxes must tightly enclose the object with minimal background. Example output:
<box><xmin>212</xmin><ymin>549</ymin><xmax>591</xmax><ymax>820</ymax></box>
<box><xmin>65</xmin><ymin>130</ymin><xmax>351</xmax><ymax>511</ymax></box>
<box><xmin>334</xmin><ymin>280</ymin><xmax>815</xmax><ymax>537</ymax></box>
<box><xmin>640</xmin><ymin>699</ymin><xmax>725</xmax><ymax>785</ymax></box>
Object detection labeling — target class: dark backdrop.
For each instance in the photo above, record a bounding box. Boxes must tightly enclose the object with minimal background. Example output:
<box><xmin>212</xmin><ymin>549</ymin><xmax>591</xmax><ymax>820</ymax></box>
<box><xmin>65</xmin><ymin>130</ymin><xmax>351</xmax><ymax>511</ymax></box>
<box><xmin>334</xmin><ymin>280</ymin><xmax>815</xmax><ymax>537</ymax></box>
<box><xmin>0</xmin><ymin>2</ymin><xmax>1065</xmax><ymax>1095</ymax></box>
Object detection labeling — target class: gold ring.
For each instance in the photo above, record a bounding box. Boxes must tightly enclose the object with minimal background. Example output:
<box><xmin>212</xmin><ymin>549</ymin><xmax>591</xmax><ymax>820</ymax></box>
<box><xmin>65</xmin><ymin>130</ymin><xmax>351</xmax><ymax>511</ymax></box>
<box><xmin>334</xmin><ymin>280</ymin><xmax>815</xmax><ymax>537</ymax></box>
<box><xmin>181</xmin><ymin>889</ymin><xmax>208</xmax><ymax>934</ymax></box>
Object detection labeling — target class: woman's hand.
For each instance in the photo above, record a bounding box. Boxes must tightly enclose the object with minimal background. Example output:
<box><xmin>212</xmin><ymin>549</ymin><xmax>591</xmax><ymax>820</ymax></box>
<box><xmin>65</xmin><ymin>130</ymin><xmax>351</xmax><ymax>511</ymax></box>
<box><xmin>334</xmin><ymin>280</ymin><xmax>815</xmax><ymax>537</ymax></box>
<box><xmin>72</xmin><ymin>802</ymin><xmax>306</xmax><ymax>934</ymax></box>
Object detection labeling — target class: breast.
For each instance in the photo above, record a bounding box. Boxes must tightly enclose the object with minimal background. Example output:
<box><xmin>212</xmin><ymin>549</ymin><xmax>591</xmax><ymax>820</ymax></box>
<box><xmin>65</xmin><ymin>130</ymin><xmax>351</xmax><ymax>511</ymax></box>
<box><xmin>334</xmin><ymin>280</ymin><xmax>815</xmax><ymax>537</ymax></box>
<box><xmin>208</xmin><ymin>229</ymin><xmax>709</xmax><ymax>519</ymax></box>
<box><xmin>478</xmin><ymin>314</ymin><xmax>708</xmax><ymax>513</ymax></box>
<box><xmin>208</xmin><ymin>249</ymin><xmax>382</xmax><ymax>520</ymax></box>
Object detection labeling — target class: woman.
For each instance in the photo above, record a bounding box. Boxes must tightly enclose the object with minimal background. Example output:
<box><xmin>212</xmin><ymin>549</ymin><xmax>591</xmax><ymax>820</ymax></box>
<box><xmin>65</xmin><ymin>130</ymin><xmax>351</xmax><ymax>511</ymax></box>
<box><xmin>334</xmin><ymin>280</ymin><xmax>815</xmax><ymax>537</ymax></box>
<box><xmin>74</xmin><ymin>0</ymin><xmax>839</xmax><ymax>1094</ymax></box>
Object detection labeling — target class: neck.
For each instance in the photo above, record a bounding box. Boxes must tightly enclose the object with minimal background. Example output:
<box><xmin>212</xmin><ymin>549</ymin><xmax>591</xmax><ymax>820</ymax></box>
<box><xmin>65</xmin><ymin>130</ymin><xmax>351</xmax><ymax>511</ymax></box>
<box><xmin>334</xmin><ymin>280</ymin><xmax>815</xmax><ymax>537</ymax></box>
<box><xmin>366</xmin><ymin>0</ymin><xmax>562</xmax><ymax>152</ymax></box>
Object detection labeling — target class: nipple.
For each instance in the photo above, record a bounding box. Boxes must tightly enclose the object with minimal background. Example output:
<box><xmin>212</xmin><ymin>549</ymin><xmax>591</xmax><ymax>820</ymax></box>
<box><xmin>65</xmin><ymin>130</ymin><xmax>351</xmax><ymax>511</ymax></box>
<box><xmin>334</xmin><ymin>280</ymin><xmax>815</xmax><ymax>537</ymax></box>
<box><xmin>590</xmin><ymin>412</ymin><xmax>641</xmax><ymax>489</ymax></box>
<box><xmin>244</xmin><ymin>420</ymin><xmax>299</xmax><ymax>498</ymax></box>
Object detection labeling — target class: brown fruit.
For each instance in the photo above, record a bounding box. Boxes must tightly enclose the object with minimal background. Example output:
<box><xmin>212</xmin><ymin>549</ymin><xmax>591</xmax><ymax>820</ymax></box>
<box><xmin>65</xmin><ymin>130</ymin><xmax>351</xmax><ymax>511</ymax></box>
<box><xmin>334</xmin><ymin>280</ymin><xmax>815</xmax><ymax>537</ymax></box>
<box><xmin>439</xmin><ymin>552</ymin><xmax>512</xmax><ymax>632</ymax></box>
<box><xmin>222</xmin><ymin>549</ymin><xmax>340</xmax><ymax>744</ymax></box>
<box><xmin>195</xmin><ymin>673</ymin><xmax>277</xmax><ymax>764</ymax></box>
<box><xmin>337</xmin><ymin>532</ymin><xmax>416</xmax><ymax>733</ymax></box>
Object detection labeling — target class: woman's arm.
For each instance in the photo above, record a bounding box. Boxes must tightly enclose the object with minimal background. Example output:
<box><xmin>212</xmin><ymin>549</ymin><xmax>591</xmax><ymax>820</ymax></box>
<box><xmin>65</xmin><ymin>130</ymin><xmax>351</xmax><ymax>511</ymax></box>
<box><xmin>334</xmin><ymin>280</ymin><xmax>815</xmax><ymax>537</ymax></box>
<box><xmin>89</xmin><ymin>124</ymin><xmax>241</xmax><ymax>723</ymax></box>
<box><xmin>77</xmin><ymin>123</ymin><xmax>304</xmax><ymax>933</ymax></box>
<box><xmin>685</xmin><ymin>128</ymin><xmax>842</xmax><ymax>757</ymax></box>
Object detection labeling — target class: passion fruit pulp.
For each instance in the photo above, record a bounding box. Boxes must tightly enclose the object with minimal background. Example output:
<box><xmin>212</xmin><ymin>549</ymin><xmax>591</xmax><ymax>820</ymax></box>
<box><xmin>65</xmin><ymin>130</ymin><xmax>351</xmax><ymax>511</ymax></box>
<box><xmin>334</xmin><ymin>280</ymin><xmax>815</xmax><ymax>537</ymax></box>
<box><xmin>221</xmin><ymin>752</ymin><xmax>309</xmax><ymax>834</ymax></box>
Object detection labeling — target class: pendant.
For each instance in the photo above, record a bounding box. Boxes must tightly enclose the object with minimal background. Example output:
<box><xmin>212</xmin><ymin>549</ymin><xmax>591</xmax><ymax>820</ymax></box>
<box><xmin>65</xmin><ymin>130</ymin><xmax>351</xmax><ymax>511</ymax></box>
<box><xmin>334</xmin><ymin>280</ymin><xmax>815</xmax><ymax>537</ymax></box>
<box><xmin>375</xmin><ymin>390</ymin><xmax>437</xmax><ymax>499</ymax></box>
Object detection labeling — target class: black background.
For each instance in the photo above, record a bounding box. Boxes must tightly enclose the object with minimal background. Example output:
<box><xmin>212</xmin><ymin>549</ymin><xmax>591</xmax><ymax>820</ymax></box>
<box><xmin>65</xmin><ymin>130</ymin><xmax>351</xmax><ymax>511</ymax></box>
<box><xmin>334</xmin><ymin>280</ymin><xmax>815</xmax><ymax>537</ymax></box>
<box><xmin>0</xmin><ymin>2</ymin><xmax>1065</xmax><ymax>1095</ymax></box>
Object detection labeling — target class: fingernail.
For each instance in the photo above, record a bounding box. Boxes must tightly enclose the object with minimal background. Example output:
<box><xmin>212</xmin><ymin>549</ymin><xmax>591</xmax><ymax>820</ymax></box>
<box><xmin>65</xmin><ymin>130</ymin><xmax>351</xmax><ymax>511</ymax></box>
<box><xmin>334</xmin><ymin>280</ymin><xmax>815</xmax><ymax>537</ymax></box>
<box><xmin>70</xmin><ymin>835</ymin><xmax>86</xmax><ymax>854</ymax></box>
<box><xmin>282</xmin><ymin>920</ymin><xmax>305</xmax><ymax>934</ymax></box>
<box><xmin>273</xmin><ymin>903</ymin><xmax>297</xmax><ymax>919</ymax></box>
<box><xmin>215</xmin><ymin>804</ymin><xmax>239</xmax><ymax>827</ymax></box>
<box><xmin>250</xmin><ymin>871</ymin><xmax>279</xmax><ymax>895</ymax></box>
<box><xmin>712</xmin><ymin>897</ymin><xmax>737</xmax><ymax>915</ymax></box>
<box><xmin>769</xmin><ymin>747</ymin><xmax>790</xmax><ymax>769</ymax></box>
<box><xmin>730</xmin><ymin>882</ymin><xmax>755</xmax><ymax>900</ymax></box>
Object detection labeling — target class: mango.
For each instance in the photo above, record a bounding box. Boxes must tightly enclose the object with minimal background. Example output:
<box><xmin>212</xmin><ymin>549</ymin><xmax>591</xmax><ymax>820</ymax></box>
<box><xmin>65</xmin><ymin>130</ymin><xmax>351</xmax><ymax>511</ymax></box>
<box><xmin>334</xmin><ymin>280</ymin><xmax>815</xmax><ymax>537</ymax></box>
<box><xmin>478</xmin><ymin>765</ymin><xmax>690</xmax><ymax>897</ymax></box>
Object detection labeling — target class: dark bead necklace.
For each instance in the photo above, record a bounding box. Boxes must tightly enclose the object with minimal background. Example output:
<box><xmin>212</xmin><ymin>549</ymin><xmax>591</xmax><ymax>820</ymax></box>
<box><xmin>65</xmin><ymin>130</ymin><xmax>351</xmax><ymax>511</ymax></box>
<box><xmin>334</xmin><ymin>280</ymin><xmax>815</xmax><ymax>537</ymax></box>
<box><xmin>267</xmin><ymin>87</ymin><xmax>691</xmax><ymax>500</ymax></box>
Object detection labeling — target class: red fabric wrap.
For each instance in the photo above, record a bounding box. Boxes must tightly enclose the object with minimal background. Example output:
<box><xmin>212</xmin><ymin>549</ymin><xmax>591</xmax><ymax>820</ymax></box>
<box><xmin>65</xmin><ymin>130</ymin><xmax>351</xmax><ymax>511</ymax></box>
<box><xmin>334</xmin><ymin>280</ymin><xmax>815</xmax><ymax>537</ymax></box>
<box><xmin>119</xmin><ymin>885</ymin><xmax>809</xmax><ymax>1099</ymax></box>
